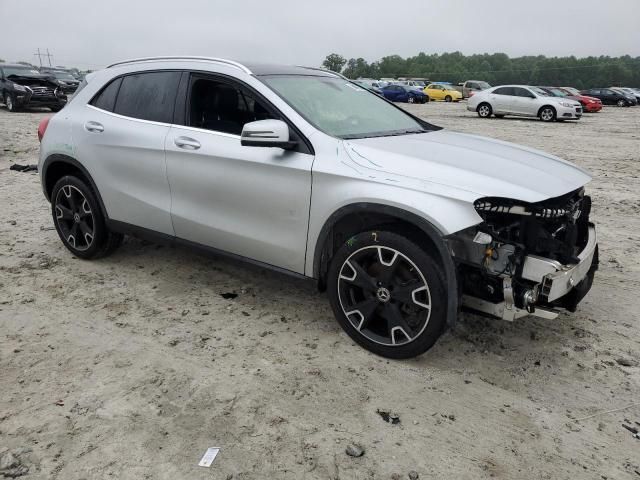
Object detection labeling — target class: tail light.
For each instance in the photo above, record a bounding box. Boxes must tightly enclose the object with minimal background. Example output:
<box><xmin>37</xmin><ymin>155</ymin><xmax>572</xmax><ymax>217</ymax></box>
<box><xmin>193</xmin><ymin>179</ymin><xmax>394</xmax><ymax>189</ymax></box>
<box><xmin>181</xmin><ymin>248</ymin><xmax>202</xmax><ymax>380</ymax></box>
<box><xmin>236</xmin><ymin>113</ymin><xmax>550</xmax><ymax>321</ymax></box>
<box><xmin>38</xmin><ymin>116</ymin><xmax>52</xmax><ymax>143</ymax></box>
<box><xmin>469</xmin><ymin>91</ymin><xmax>475</xmax><ymax>97</ymax></box>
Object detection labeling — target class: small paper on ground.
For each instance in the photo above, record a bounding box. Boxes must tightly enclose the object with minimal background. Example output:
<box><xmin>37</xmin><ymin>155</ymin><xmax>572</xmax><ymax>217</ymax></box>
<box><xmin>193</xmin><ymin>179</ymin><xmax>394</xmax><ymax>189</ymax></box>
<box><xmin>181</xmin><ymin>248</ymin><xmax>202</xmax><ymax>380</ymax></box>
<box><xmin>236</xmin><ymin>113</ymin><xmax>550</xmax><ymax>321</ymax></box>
<box><xmin>198</xmin><ymin>447</ymin><xmax>220</xmax><ymax>467</ymax></box>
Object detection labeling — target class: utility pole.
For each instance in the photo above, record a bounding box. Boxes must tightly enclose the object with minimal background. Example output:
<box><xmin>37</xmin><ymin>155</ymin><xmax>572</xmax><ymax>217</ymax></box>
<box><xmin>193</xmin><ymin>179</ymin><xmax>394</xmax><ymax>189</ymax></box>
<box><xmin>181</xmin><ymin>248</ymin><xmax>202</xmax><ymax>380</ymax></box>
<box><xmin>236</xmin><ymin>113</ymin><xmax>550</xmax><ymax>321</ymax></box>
<box><xmin>45</xmin><ymin>49</ymin><xmax>53</xmax><ymax>67</ymax></box>
<box><xmin>34</xmin><ymin>48</ymin><xmax>43</xmax><ymax>67</ymax></box>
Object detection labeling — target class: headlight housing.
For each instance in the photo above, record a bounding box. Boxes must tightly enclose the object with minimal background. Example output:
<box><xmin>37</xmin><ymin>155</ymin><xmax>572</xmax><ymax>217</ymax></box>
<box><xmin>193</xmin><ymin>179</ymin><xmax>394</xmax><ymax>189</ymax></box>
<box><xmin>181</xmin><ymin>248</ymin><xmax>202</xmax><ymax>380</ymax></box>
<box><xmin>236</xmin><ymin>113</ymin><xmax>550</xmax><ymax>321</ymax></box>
<box><xmin>559</xmin><ymin>101</ymin><xmax>575</xmax><ymax>108</ymax></box>
<box><xmin>12</xmin><ymin>83</ymin><xmax>27</xmax><ymax>92</ymax></box>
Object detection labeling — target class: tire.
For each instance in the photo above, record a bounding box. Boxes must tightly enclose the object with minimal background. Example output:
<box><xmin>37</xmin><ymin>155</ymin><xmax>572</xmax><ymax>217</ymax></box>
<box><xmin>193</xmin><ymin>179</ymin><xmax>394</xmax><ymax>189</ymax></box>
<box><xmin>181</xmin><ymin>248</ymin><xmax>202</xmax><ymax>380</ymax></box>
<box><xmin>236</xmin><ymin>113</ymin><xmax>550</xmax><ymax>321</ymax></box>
<box><xmin>477</xmin><ymin>103</ymin><xmax>492</xmax><ymax>118</ymax></box>
<box><xmin>539</xmin><ymin>106</ymin><xmax>556</xmax><ymax>122</ymax></box>
<box><xmin>424</xmin><ymin>95</ymin><xmax>430</xmax><ymax>103</ymax></box>
<box><xmin>50</xmin><ymin>105</ymin><xmax>63</xmax><ymax>112</ymax></box>
<box><xmin>51</xmin><ymin>175</ymin><xmax>123</xmax><ymax>259</ymax></box>
<box><xmin>616</xmin><ymin>99</ymin><xmax>627</xmax><ymax>107</ymax></box>
<box><xmin>407</xmin><ymin>96</ymin><xmax>415</xmax><ymax>104</ymax></box>
<box><xmin>445</xmin><ymin>95</ymin><xmax>452</xmax><ymax>102</ymax></box>
<box><xmin>327</xmin><ymin>230</ymin><xmax>447</xmax><ymax>359</ymax></box>
<box><xmin>5</xmin><ymin>93</ymin><xmax>17</xmax><ymax>112</ymax></box>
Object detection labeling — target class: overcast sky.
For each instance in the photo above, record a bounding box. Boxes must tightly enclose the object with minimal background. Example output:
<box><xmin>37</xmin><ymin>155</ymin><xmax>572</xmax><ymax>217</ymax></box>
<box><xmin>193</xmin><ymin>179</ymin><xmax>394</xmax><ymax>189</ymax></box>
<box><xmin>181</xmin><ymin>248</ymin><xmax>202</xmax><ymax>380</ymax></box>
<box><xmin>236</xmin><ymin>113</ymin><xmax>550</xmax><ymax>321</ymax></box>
<box><xmin>1</xmin><ymin>0</ymin><xmax>638</xmax><ymax>70</ymax></box>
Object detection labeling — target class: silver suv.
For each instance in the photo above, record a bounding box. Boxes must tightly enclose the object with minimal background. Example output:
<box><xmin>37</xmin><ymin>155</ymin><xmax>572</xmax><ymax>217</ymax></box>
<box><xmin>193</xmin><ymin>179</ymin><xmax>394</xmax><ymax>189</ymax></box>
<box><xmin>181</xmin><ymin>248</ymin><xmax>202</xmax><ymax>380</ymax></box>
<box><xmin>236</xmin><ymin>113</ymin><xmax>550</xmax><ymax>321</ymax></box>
<box><xmin>38</xmin><ymin>57</ymin><xmax>599</xmax><ymax>358</ymax></box>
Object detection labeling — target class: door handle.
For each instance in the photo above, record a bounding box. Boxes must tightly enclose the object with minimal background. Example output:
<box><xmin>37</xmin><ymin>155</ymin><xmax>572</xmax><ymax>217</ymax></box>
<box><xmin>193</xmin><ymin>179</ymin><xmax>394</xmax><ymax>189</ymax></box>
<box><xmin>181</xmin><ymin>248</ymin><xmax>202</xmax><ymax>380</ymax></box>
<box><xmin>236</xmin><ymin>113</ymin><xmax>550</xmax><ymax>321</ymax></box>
<box><xmin>174</xmin><ymin>136</ymin><xmax>201</xmax><ymax>150</ymax></box>
<box><xmin>85</xmin><ymin>121</ymin><xmax>104</xmax><ymax>133</ymax></box>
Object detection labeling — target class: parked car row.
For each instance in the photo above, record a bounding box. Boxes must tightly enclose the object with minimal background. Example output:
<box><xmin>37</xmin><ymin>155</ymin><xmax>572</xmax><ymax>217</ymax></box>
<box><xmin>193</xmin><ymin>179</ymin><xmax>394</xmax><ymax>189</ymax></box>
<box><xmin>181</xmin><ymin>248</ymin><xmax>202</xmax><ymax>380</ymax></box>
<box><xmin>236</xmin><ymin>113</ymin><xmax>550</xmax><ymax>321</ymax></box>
<box><xmin>467</xmin><ymin>82</ymin><xmax>639</xmax><ymax>122</ymax></box>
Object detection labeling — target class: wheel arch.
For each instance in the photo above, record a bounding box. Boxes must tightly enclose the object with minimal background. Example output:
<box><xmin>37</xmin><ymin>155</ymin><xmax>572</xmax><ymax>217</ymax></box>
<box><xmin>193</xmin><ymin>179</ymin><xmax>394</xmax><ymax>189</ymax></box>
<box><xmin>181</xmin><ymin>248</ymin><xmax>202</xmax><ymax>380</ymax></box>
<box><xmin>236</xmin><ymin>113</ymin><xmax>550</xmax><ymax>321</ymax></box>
<box><xmin>312</xmin><ymin>202</ymin><xmax>460</xmax><ymax>327</ymax></box>
<box><xmin>537</xmin><ymin>104</ymin><xmax>557</xmax><ymax>116</ymax></box>
<box><xmin>42</xmin><ymin>154</ymin><xmax>109</xmax><ymax>218</ymax></box>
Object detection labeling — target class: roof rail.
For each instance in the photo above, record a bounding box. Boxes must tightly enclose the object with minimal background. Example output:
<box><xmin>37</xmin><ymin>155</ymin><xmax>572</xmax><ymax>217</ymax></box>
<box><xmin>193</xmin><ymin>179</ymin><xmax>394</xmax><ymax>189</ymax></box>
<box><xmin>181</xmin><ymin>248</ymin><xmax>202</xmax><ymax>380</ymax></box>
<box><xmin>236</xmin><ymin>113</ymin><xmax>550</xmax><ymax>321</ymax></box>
<box><xmin>107</xmin><ymin>56</ymin><xmax>252</xmax><ymax>74</ymax></box>
<box><xmin>295</xmin><ymin>65</ymin><xmax>348</xmax><ymax>80</ymax></box>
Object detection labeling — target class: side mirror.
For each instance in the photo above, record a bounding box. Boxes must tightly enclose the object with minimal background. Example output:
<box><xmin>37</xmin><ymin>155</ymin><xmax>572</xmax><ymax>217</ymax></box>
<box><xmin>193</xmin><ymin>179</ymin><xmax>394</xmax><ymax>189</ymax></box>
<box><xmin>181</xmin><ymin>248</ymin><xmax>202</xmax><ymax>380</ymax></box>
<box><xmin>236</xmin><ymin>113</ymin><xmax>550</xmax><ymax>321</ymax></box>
<box><xmin>240</xmin><ymin>119</ymin><xmax>297</xmax><ymax>150</ymax></box>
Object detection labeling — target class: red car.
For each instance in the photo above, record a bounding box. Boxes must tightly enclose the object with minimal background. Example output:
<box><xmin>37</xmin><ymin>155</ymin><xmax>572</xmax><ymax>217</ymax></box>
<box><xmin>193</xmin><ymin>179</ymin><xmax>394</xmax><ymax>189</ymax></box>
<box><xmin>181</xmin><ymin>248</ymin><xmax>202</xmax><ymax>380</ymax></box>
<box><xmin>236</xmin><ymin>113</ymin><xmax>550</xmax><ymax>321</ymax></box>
<box><xmin>558</xmin><ymin>87</ymin><xmax>603</xmax><ymax>112</ymax></box>
<box><xmin>539</xmin><ymin>87</ymin><xmax>602</xmax><ymax>112</ymax></box>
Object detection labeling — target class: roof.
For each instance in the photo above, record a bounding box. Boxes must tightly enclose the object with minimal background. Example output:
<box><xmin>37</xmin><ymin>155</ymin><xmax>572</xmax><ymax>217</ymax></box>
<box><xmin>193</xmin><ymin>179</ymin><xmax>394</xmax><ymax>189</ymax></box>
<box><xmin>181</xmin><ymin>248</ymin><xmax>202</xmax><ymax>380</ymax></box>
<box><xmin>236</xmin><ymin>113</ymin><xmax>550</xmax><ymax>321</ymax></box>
<box><xmin>105</xmin><ymin>56</ymin><xmax>342</xmax><ymax>78</ymax></box>
<box><xmin>0</xmin><ymin>63</ymin><xmax>37</xmax><ymax>68</ymax></box>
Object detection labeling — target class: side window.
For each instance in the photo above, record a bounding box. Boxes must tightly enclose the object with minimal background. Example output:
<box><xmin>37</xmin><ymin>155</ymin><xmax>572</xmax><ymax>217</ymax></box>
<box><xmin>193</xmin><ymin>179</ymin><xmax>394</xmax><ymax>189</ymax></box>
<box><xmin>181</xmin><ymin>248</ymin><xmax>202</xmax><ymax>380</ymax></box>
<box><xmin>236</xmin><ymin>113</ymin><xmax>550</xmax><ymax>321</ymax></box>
<box><xmin>188</xmin><ymin>77</ymin><xmax>277</xmax><ymax>135</ymax></box>
<box><xmin>113</xmin><ymin>71</ymin><xmax>181</xmax><ymax>123</ymax></box>
<box><xmin>91</xmin><ymin>77</ymin><xmax>122</xmax><ymax>112</ymax></box>
<box><xmin>602</xmin><ymin>89</ymin><xmax>613</xmax><ymax>95</ymax></box>
<box><xmin>493</xmin><ymin>87</ymin><xmax>514</xmax><ymax>96</ymax></box>
<box><xmin>589</xmin><ymin>89</ymin><xmax>600</xmax><ymax>95</ymax></box>
<box><xmin>514</xmin><ymin>87</ymin><xmax>533</xmax><ymax>98</ymax></box>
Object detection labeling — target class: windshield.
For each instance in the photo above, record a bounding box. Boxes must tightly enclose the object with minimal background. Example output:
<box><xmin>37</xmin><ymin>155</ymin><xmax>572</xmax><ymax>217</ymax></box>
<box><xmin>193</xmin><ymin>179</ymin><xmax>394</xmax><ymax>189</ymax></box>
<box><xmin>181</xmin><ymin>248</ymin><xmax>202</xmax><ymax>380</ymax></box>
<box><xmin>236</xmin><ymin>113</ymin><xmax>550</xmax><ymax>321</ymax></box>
<box><xmin>3</xmin><ymin>66</ymin><xmax>41</xmax><ymax>77</ymax></box>
<box><xmin>563</xmin><ymin>87</ymin><xmax>580</xmax><ymax>96</ymax></box>
<box><xmin>530</xmin><ymin>87</ymin><xmax>552</xmax><ymax>97</ymax></box>
<box><xmin>548</xmin><ymin>88</ymin><xmax>567</xmax><ymax>97</ymax></box>
<box><xmin>261</xmin><ymin>75</ymin><xmax>426</xmax><ymax>139</ymax></box>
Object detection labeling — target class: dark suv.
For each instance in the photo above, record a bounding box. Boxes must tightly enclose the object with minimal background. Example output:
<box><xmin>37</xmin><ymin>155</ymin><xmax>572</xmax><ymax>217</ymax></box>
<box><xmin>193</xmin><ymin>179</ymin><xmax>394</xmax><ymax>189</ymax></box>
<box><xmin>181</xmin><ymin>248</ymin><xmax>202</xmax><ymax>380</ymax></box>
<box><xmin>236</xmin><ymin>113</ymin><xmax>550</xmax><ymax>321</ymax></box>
<box><xmin>0</xmin><ymin>63</ymin><xmax>67</xmax><ymax>112</ymax></box>
<box><xmin>581</xmin><ymin>88</ymin><xmax>636</xmax><ymax>107</ymax></box>
<box><xmin>39</xmin><ymin>68</ymin><xmax>81</xmax><ymax>94</ymax></box>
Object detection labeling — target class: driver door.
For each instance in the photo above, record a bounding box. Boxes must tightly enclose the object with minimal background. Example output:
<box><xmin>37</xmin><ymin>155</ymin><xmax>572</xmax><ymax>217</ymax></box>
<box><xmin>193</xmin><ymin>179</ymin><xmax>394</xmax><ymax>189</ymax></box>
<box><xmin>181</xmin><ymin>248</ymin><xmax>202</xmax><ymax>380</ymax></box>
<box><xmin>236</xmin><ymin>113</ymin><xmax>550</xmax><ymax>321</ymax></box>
<box><xmin>165</xmin><ymin>73</ymin><xmax>314</xmax><ymax>274</ymax></box>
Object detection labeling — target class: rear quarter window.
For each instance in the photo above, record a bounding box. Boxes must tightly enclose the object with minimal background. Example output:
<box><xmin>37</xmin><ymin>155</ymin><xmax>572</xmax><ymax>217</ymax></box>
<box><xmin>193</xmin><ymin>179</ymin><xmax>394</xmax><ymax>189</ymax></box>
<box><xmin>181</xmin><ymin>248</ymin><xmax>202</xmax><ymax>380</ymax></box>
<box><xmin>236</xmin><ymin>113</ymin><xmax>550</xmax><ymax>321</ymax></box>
<box><xmin>91</xmin><ymin>77</ymin><xmax>122</xmax><ymax>112</ymax></box>
<box><xmin>112</xmin><ymin>71</ymin><xmax>181</xmax><ymax>123</ymax></box>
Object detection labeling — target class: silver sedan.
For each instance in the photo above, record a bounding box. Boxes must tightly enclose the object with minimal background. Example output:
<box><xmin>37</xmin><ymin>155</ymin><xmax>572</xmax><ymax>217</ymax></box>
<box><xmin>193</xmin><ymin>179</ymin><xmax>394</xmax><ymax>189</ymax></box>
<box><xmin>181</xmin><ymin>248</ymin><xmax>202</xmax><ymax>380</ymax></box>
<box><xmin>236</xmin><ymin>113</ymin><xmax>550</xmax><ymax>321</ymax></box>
<box><xmin>468</xmin><ymin>85</ymin><xmax>582</xmax><ymax>122</ymax></box>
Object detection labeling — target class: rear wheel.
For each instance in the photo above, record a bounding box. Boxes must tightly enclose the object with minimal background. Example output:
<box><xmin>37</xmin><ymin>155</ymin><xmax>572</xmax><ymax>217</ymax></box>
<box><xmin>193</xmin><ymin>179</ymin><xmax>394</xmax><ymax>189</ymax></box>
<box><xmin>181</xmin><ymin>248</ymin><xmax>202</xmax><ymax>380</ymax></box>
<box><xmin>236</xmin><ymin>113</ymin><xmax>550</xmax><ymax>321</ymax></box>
<box><xmin>477</xmin><ymin>103</ymin><xmax>492</xmax><ymax>118</ymax></box>
<box><xmin>51</xmin><ymin>175</ymin><xmax>123</xmax><ymax>259</ymax></box>
<box><xmin>445</xmin><ymin>95</ymin><xmax>452</xmax><ymax>102</ymax></box>
<box><xmin>539</xmin><ymin>106</ymin><xmax>556</xmax><ymax>122</ymax></box>
<box><xmin>407</xmin><ymin>96</ymin><xmax>415</xmax><ymax>103</ymax></box>
<box><xmin>616</xmin><ymin>99</ymin><xmax>627</xmax><ymax>107</ymax></box>
<box><xmin>327</xmin><ymin>231</ymin><xmax>447</xmax><ymax>359</ymax></box>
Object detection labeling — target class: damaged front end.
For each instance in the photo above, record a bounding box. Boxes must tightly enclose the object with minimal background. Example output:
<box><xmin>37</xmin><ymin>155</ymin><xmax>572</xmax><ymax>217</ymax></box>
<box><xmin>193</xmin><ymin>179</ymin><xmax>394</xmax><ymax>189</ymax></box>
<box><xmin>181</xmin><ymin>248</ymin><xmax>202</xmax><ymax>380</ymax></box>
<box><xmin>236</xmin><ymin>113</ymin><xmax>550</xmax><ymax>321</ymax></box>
<box><xmin>8</xmin><ymin>75</ymin><xmax>66</xmax><ymax>109</ymax></box>
<box><xmin>448</xmin><ymin>188</ymin><xmax>598</xmax><ymax>321</ymax></box>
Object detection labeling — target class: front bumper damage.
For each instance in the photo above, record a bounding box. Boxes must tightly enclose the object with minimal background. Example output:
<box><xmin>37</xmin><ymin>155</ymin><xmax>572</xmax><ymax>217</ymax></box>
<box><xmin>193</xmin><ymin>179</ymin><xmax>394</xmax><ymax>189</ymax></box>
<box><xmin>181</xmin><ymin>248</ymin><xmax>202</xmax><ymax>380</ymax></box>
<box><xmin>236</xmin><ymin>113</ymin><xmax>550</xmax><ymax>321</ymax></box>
<box><xmin>461</xmin><ymin>225</ymin><xmax>597</xmax><ymax>320</ymax></box>
<box><xmin>449</xmin><ymin>188</ymin><xmax>598</xmax><ymax>321</ymax></box>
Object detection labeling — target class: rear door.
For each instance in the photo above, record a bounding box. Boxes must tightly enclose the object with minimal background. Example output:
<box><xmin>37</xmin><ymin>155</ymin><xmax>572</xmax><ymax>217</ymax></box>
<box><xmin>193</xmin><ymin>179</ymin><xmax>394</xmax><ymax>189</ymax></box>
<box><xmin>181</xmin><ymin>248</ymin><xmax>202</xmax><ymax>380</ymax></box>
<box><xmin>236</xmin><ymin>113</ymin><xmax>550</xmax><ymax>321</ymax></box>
<box><xmin>72</xmin><ymin>71</ymin><xmax>180</xmax><ymax>235</ymax></box>
<box><xmin>164</xmin><ymin>73</ymin><xmax>313</xmax><ymax>274</ymax></box>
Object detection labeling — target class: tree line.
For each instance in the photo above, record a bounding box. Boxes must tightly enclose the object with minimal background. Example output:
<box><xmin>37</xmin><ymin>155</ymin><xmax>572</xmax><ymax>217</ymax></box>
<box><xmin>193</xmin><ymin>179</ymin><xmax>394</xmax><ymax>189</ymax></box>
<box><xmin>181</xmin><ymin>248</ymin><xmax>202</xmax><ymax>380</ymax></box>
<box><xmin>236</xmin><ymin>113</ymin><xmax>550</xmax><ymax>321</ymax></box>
<box><xmin>322</xmin><ymin>52</ymin><xmax>640</xmax><ymax>88</ymax></box>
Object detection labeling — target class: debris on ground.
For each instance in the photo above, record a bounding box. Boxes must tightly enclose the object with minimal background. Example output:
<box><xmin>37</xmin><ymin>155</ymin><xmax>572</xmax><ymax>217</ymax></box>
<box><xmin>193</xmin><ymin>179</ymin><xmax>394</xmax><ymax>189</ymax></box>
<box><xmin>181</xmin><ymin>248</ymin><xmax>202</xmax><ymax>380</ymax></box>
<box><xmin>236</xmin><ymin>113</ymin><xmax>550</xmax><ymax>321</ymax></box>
<box><xmin>376</xmin><ymin>409</ymin><xmax>400</xmax><ymax>425</ymax></box>
<box><xmin>345</xmin><ymin>444</ymin><xmax>364</xmax><ymax>457</ymax></box>
<box><xmin>615</xmin><ymin>357</ymin><xmax>638</xmax><ymax>367</ymax></box>
<box><xmin>9</xmin><ymin>163</ymin><xmax>38</xmax><ymax>173</ymax></box>
<box><xmin>0</xmin><ymin>449</ymin><xmax>30</xmax><ymax>478</ymax></box>
<box><xmin>408</xmin><ymin>471</ymin><xmax>419</xmax><ymax>480</ymax></box>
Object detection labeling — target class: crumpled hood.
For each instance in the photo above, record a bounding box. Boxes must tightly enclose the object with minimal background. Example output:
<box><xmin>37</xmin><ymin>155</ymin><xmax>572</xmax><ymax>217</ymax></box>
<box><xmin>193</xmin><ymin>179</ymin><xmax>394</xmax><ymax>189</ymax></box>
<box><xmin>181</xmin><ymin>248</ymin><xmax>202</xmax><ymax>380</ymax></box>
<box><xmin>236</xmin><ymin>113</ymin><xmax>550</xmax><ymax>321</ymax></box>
<box><xmin>345</xmin><ymin>130</ymin><xmax>591</xmax><ymax>203</ymax></box>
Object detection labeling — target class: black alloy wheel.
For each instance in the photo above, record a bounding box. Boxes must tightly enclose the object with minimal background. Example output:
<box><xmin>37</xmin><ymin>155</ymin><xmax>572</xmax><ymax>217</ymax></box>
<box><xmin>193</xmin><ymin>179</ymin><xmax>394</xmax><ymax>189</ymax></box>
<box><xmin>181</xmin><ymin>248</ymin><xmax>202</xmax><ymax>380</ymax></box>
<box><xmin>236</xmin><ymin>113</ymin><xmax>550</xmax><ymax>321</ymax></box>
<box><xmin>327</xmin><ymin>231</ymin><xmax>447</xmax><ymax>359</ymax></box>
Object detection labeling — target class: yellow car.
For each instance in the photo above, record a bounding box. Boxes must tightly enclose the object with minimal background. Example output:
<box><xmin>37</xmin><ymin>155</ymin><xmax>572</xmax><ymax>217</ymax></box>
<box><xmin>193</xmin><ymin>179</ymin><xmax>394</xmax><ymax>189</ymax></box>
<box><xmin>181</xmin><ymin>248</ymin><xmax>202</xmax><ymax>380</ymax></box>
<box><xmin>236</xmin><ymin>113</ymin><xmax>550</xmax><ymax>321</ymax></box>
<box><xmin>424</xmin><ymin>84</ymin><xmax>463</xmax><ymax>102</ymax></box>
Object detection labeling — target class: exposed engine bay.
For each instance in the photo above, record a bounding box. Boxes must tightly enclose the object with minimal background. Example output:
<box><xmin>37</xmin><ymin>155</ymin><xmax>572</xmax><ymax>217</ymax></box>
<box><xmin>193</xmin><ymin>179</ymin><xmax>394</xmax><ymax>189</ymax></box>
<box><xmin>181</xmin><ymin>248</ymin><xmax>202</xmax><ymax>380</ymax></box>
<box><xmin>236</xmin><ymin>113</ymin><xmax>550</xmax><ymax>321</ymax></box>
<box><xmin>448</xmin><ymin>188</ymin><xmax>599</xmax><ymax>320</ymax></box>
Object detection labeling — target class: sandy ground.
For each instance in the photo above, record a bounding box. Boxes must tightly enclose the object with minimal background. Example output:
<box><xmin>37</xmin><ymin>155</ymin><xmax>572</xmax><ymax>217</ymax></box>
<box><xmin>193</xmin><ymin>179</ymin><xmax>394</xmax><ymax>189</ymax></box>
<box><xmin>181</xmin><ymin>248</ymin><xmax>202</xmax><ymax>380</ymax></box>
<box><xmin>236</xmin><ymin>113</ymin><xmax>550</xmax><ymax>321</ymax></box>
<box><xmin>1</xmin><ymin>101</ymin><xmax>639</xmax><ymax>480</ymax></box>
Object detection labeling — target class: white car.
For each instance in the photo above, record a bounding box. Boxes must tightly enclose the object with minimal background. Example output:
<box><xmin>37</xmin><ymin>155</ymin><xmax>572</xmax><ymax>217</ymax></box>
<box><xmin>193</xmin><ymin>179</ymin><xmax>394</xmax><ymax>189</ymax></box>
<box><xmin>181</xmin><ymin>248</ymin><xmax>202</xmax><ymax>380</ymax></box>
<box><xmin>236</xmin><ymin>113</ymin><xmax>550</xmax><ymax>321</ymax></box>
<box><xmin>38</xmin><ymin>57</ymin><xmax>598</xmax><ymax>358</ymax></box>
<box><xmin>468</xmin><ymin>85</ymin><xmax>583</xmax><ymax>122</ymax></box>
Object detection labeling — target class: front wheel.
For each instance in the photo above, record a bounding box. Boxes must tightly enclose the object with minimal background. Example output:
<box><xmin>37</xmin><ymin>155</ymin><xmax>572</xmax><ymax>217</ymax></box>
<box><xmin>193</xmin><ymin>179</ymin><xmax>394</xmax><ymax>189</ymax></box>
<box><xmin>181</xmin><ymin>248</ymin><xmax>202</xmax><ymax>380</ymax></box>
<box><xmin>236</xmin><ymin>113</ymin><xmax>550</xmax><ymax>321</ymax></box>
<box><xmin>617</xmin><ymin>99</ymin><xmax>627</xmax><ymax>107</ymax></box>
<box><xmin>327</xmin><ymin>231</ymin><xmax>447</xmax><ymax>359</ymax></box>
<box><xmin>407</xmin><ymin>96</ymin><xmax>415</xmax><ymax>103</ymax></box>
<box><xmin>539</xmin><ymin>106</ymin><xmax>556</xmax><ymax>122</ymax></box>
<box><xmin>51</xmin><ymin>175</ymin><xmax>123</xmax><ymax>259</ymax></box>
<box><xmin>444</xmin><ymin>95</ymin><xmax>452</xmax><ymax>102</ymax></box>
<box><xmin>5</xmin><ymin>93</ymin><xmax>17</xmax><ymax>112</ymax></box>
